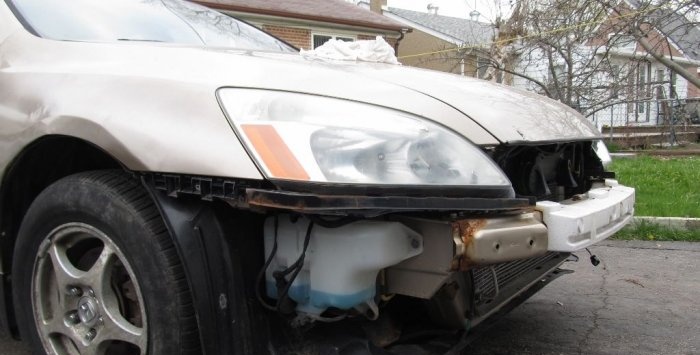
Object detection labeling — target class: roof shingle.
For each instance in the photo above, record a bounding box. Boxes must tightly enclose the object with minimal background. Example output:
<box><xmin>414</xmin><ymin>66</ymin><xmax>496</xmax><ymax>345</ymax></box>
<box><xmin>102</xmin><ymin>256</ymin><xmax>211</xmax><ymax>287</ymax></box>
<box><xmin>387</xmin><ymin>7</ymin><xmax>493</xmax><ymax>45</ymax></box>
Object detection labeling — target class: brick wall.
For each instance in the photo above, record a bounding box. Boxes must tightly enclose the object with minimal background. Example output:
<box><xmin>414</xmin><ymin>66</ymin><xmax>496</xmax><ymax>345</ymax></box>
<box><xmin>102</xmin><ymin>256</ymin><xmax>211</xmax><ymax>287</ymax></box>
<box><xmin>263</xmin><ymin>25</ymin><xmax>311</xmax><ymax>50</ymax></box>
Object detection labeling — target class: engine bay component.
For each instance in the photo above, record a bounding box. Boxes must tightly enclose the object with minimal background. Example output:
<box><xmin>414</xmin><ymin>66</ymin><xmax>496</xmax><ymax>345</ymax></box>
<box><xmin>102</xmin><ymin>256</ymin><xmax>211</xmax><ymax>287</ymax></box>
<box><xmin>263</xmin><ymin>216</ymin><xmax>423</xmax><ymax>318</ymax></box>
<box><xmin>493</xmin><ymin>141</ymin><xmax>609</xmax><ymax>202</ymax></box>
<box><xmin>452</xmin><ymin>214</ymin><xmax>548</xmax><ymax>269</ymax></box>
<box><xmin>427</xmin><ymin>252</ymin><xmax>569</xmax><ymax>329</ymax></box>
<box><xmin>385</xmin><ymin>213</ymin><xmax>548</xmax><ymax>300</ymax></box>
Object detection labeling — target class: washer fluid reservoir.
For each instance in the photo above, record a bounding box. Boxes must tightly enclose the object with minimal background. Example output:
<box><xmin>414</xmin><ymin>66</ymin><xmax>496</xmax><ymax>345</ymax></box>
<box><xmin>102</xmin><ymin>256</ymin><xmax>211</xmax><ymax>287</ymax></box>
<box><xmin>264</xmin><ymin>215</ymin><xmax>423</xmax><ymax>318</ymax></box>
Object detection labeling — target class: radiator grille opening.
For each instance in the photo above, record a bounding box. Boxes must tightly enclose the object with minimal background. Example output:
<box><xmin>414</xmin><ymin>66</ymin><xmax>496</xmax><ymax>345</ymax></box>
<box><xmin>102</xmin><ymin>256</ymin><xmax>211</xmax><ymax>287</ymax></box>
<box><xmin>472</xmin><ymin>252</ymin><xmax>560</xmax><ymax>305</ymax></box>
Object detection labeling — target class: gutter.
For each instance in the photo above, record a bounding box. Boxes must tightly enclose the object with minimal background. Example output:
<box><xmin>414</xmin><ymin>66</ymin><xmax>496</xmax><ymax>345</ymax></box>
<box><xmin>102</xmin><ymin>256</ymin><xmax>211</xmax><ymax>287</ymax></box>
<box><xmin>193</xmin><ymin>1</ymin><xmax>407</xmax><ymax>33</ymax></box>
<box><xmin>394</xmin><ymin>28</ymin><xmax>410</xmax><ymax>55</ymax></box>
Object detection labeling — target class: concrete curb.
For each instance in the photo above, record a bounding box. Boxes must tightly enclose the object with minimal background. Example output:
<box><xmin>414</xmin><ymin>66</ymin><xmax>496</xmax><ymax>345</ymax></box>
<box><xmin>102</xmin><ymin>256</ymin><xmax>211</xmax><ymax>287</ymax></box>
<box><xmin>610</xmin><ymin>152</ymin><xmax>638</xmax><ymax>158</ymax></box>
<box><xmin>632</xmin><ymin>216</ymin><xmax>700</xmax><ymax>231</ymax></box>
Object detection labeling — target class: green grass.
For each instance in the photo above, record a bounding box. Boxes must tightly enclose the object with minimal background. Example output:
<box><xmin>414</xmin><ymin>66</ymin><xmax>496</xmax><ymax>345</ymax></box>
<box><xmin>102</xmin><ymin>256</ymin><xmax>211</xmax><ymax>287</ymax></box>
<box><xmin>605</xmin><ymin>142</ymin><xmax>622</xmax><ymax>153</ymax></box>
<box><xmin>613</xmin><ymin>221</ymin><xmax>700</xmax><ymax>242</ymax></box>
<box><xmin>609</xmin><ymin>156</ymin><xmax>700</xmax><ymax>218</ymax></box>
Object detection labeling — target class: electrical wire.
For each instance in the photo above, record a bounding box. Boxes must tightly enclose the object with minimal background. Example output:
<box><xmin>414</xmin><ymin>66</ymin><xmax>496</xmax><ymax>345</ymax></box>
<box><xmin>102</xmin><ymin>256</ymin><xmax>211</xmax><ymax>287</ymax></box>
<box><xmin>255</xmin><ymin>216</ymin><xmax>280</xmax><ymax>311</ymax></box>
<box><xmin>273</xmin><ymin>220</ymin><xmax>314</xmax><ymax>313</ymax></box>
<box><xmin>255</xmin><ymin>217</ymin><xmax>315</xmax><ymax>313</ymax></box>
<box><xmin>256</xmin><ymin>217</ymin><xmax>352</xmax><ymax>318</ymax></box>
<box><xmin>306</xmin><ymin>313</ymin><xmax>347</xmax><ymax>323</ymax></box>
<box><xmin>308</xmin><ymin>215</ymin><xmax>356</xmax><ymax>229</ymax></box>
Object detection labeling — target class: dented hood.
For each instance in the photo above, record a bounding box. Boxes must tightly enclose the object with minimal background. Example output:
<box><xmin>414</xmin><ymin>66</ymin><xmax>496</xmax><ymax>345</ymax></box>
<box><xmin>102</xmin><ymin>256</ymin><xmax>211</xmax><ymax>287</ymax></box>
<box><xmin>227</xmin><ymin>52</ymin><xmax>602</xmax><ymax>144</ymax></box>
<box><xmin>337</xmin><ymin>63</ymin><xmax>602</xmax><ymax>144</ymax></box>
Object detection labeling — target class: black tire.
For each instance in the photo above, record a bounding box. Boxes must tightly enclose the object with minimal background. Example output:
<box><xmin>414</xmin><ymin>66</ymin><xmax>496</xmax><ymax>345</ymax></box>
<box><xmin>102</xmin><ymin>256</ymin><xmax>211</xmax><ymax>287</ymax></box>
<box><xmin>12</xmin><ymin>170</ymin><xmax>200</xmax><ymax>355</ymax></box>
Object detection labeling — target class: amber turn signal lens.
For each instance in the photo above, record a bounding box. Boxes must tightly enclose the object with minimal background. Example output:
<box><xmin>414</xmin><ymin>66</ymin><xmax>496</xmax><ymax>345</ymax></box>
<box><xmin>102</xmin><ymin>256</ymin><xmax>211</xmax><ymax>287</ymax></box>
<box><xmin>241</xmin><ymin>124</ymin><xmax>310</xmax><ymax>181</ymax></box>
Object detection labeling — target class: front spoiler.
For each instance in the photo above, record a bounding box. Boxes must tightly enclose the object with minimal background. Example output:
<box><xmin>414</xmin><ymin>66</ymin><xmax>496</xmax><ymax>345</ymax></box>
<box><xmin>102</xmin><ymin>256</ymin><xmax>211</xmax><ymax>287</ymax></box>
<box><xmin>537</xmin><ymin>179</ymin><xmax>635</xmax><ymax>252</ymax></box>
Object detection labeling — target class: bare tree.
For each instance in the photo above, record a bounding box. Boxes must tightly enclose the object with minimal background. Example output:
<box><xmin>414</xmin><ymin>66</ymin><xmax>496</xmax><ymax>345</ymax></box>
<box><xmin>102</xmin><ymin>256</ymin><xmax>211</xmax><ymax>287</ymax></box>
<box><xmin>600</xmin><ymin>0</ymin><xmax>700</xmax><ymax>89</ymax></box>
<box><xmin>480</xmin><ymin>0</ymin><xmax>700</xmax><ymax>117</ymax></box>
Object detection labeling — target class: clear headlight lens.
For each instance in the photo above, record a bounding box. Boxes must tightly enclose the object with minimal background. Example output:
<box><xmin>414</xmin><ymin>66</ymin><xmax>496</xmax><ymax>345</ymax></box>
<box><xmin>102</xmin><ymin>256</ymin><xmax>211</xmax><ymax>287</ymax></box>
<box><xmin>218</xmin><ymin>89</ymin><xmax>511</xmax><ymax>187</ymax></box>
<box><xmin>593</xmin><ymin>140</ymin><xmax>612</xmax><ymax>168</ymax></box>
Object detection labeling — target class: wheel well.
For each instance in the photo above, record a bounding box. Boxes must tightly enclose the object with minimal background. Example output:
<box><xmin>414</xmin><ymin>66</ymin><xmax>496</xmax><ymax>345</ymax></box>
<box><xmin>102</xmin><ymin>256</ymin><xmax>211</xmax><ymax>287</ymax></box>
<box><xmin>0</xmin><ymin>135</ymin><xmax>123</xmax><ymax>274</ymax></box>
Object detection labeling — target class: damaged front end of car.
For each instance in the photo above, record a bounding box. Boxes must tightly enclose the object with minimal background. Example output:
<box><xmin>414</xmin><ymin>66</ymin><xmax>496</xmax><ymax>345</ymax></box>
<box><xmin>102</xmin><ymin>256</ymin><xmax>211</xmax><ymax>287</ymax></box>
<box><xmin>139</xmin><ymin>88</ymin><xmax>635</xmax><ymax>355</ymax></box>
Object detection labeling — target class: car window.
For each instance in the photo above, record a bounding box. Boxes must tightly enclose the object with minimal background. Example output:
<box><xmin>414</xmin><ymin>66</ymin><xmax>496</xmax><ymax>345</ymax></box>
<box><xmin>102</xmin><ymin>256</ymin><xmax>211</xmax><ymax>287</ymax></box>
<box><xmin>7</xmin><ymin>0</ymin><xmax>296</xmax><ymax>52</ymax></box>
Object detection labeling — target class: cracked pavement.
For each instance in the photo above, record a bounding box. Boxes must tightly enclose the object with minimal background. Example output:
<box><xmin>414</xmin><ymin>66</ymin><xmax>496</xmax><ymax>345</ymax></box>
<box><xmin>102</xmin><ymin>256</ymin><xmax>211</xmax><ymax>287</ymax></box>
<box><xmin>2</xmin><ymin>240</ymin><xmax>699</xmax><ymax>355</ymax></box>
<box><xmin>466</xmin><ymin>240</ymin><xmax>700</xmax><ymax>355</ymax></box>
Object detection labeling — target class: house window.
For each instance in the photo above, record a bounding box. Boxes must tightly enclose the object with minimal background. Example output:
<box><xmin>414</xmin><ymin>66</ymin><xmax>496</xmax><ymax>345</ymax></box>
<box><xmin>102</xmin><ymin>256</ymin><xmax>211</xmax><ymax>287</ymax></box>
<box><xmin>611</xmin><ymin>65</ymin><xmax>620</xmax><ymax>77</ymax></box>
<box><xmin>638</xmin><ymin>67</ymin><xmax>646</xmax><ymax>113</ymax></box>
<box><xmin>312</xmin><ymin>34</ymin><xmax>354</xmax><ymax>49</ymax></box>
<box><xmin>476</xmin><ymin>57</ymin><xmax>489</xmax><ymax>79</ymax></box>
<box><xmin>656</xmin><ymin>69</ymin><xmax>665</xmax><ymax>84</ymax></box>
<box><xmin>552</xmin><ymin>64</ymin><xmax>566</xmax><ymax>82</ymax></box>
<box><xmin>670</xmin><ymin>71</ymin><xmax>677</xmax><ymax>98</ymax></box>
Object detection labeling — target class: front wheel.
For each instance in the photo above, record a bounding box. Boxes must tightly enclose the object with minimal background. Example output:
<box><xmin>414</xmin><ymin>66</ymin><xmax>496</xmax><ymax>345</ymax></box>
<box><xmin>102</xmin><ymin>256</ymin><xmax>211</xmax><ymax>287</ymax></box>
<box><xmin>13</xmin><ymin>171</ymin><xmax>200</xmax><ymax>355</ymax></box>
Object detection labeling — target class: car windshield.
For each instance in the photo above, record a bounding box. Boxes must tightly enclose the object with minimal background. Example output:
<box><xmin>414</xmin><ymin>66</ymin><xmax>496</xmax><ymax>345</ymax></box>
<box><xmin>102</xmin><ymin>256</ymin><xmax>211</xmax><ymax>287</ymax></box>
<box><xmin>7</xmin><ymin>0</ymin><xmax>296</xmax><ymax>52</ymax></box>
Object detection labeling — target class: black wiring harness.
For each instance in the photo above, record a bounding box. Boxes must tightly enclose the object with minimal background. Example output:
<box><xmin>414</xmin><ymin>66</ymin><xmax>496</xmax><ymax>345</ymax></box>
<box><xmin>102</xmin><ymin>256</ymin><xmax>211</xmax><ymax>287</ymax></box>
<box><xmin>255</xmin><ymin>216</ymin><xmax>315</xmax><ymax>314</ymax></box>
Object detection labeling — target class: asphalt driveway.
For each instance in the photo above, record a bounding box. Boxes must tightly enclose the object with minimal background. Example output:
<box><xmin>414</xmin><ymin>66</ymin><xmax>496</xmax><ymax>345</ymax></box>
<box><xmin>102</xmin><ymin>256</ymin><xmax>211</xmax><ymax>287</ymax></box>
<box><xmin>2</xmin><ymin>240</ymin><xmax>699</xmax><ymax>355</ymax></box>
<box><xmin>467</xmin><ymin>240</ymin><xmax>700</xmax><ymax>355</ymax></box>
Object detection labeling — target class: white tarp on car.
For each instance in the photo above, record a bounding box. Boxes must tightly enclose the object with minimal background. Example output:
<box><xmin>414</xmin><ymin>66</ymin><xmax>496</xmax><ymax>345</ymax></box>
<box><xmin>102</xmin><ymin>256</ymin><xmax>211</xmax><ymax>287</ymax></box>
<box><xmin>301</xmin><ymin>36</ymin><xmax>401</xmax><ymax>65</ymax></box>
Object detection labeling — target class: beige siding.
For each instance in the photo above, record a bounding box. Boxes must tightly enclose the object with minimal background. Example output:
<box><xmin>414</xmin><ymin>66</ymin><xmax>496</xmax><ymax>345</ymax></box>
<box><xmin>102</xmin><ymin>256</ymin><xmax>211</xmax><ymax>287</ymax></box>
<box><xmin>397</xmin><ymin>29</ymin><xmax>478</xmax><ymax>76</ymax></box>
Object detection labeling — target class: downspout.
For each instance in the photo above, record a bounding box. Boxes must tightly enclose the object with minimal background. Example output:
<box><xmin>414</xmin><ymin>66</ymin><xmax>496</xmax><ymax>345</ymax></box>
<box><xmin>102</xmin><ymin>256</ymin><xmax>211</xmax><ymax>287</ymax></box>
<box><xmin>394</xmin><ymin>29</ymin><xmax>407</xmax><ymax>57</ymax></box>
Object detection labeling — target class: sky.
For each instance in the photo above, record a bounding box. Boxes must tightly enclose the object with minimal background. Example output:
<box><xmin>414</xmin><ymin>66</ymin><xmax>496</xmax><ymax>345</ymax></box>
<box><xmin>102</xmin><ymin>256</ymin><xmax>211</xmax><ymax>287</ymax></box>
<box><xmin>386</xmin><ymin>0</ymin><xmax>513</xmax><ymax>23</ymax></box>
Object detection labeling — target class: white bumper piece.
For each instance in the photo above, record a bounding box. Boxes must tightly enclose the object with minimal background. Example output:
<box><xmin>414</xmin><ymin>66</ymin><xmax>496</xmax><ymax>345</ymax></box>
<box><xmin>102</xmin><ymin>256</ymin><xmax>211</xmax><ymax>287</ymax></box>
<box><xmin>536</xmin><ymin>179</ymin><xmax>635</xmax><ymax>252</ymax></box>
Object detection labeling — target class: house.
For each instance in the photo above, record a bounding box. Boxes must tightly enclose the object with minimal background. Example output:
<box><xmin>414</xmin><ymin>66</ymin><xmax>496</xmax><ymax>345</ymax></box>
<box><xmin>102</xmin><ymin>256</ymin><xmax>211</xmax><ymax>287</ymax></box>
<box><xmin>510</xmin><ymin>2</ymin><xmax>700</xmax><ymax>126</ymax></box>
<box><xmin>588</xmin><ymin>2</ymin><xmax>699</xmax><ymax>126</ymax></box>
<box><xmin>377</xmin><ymin>5</ymin><xmax>495</xmax><ymax>78</ymax></box>
<box><xmin>193</xmin><ymin>0</ymin><xmax>409</xmax><ymax>51</ymax></box>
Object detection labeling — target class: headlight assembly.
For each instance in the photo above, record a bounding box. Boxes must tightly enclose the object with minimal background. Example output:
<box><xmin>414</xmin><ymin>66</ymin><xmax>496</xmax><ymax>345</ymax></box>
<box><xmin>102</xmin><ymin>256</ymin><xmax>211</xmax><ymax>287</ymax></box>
<box><xmin>218</xmin><ymin>89</ymin><xmax>511</xmax><ymax>188</ymax></box>
<box><xmin>593</xmin><ymin>140</ymin><xmax>612</xmax><ymax>168</ymax></box>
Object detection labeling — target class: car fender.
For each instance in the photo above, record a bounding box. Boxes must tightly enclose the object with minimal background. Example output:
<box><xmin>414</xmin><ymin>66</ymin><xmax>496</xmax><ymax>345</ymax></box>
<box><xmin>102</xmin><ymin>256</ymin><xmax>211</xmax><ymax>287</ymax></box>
<box><xmin>143</xmin><ymin>182</ymin><xmax>270</xmax><ymax>355</ymax></box>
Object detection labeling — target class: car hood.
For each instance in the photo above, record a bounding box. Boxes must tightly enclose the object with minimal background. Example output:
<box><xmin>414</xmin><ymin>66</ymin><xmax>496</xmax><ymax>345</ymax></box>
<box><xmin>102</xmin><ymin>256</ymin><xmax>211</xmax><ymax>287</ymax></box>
<box><xmin>8</xmin><ymin>34</ymin><xmax>601</xmax><ymax>145</ymax></box>
<box><xmin>230</xmin><ymin>51</ymin><xmax>602</xmax><ymax>144</ymax></box>
<box><xmin>338</xmin><ymin>63</ymin><xmax>602</xmax><ymax>143</ymax></box>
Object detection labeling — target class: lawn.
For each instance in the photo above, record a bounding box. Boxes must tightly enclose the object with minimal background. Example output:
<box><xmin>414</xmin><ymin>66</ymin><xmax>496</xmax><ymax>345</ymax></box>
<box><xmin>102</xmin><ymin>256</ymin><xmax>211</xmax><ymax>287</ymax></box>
<box><xmin>614</xmin><ymin>221</ymin><xmax>700</xmax><ymax>242</ymax></box>
<box><xmin>609</xmin><ymin>156</ymin><xmax>700</xmax><ymax>218</ymax></box>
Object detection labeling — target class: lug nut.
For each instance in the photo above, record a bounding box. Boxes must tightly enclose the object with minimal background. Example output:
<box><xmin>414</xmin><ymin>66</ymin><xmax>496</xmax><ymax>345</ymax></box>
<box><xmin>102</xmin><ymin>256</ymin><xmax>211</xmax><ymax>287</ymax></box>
<box><xmin>66</xmin><ymin>311</ymin><xmax>80</xmax><ymax>324</ymax></box>
<box><xmin>85</xmin><ymin>328</ymin><xmax>97</xmax><ymax>341</ymax></box>
<box><xmin>88</xmin><ymin>288</ymin><xmax>95</xmax><ymax>297</ymax></box>
<box><xmin>67</xmin><ymin>287</ymin><xmax>83</xmax><ymax>297</ymax></box>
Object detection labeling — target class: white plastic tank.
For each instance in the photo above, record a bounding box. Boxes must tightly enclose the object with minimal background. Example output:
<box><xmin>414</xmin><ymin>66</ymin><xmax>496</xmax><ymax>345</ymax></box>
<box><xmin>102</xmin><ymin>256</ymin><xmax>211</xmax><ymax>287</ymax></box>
<box><xmin>264</xmin><ymin>215</ymin><xmax>423</xmax><ymax>317</ymax></box>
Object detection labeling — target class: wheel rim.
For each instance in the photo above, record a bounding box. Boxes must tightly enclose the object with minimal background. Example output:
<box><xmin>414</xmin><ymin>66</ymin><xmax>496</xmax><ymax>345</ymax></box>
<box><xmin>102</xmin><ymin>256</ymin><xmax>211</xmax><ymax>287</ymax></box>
<box><xmin>31</xmin><ymin>223</ymin><xmax>148</xmax><ymax>355</ymax></box>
